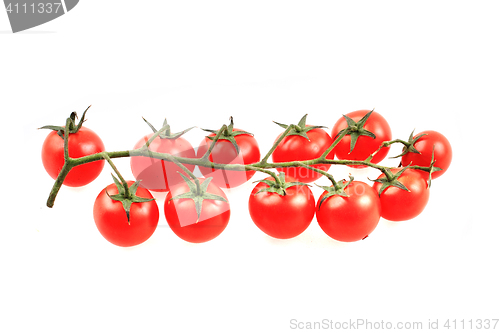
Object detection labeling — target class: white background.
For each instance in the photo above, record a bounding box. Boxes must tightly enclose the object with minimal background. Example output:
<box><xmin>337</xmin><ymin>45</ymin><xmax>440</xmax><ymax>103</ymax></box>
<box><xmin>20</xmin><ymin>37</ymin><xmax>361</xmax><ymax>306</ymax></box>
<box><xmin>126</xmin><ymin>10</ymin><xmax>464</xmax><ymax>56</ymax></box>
<box><xmin>1</xmin><ymin>1</ymin><xmax>499</xmax><ymax>332</ymax></box>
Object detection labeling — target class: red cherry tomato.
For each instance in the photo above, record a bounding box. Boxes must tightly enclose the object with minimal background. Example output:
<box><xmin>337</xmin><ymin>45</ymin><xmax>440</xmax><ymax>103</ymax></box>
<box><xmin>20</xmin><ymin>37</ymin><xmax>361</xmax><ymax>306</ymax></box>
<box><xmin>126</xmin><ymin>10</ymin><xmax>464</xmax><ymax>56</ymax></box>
<box><xmin>401</xmin><ymin>130</ymin><xmax>452</xmax><ymax>179</ymax></box>
<box><xmin>130</xmin><ymin>133</ymin><xmax>196</xmax><ymax>192</ymax></box>
<box><xmin>331</xmin><ymin>110</ymin><xmax>392</xmax><ymax>168</ymax></box>
<box><xmin>272</xmin><ymin>127</ymin><xmax>334</xmax><ymax>183</ymax></box>
<box><xmin>316</xmin><ymin>181</ymin><xmax>381</xmax><ymax>242</ymax></box>
<box><xmin>41</xmin><ymin>126</ymin><xmax>105</xmax><ymax>187</ymax></box>
<box><xmin>93</xmin><ymin>181</ymin><xmax>159</xmax><ymax>247</ymax></box>
<box><xmin>164</xmin><ymin>178</ymin><xmax>231</xmax><ymax>243</ymax></box>
<box><xmin>197</xmin><ymin>128</ymin><xmax>260</xmax><ymax>188</ymax></box>
<box><xmin>372</xmin><ymin>168</ymin><xmax>430</xmax><ymax>221</ymax></box>
<box><xmin>248</xmin><ymin>176</ymin><xmax>316</xmax><ymax>239</ymax></box>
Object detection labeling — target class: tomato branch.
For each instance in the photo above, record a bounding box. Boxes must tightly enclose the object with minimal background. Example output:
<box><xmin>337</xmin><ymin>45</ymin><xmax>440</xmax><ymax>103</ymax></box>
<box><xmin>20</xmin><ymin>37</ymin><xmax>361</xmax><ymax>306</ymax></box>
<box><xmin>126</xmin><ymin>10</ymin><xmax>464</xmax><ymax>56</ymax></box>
<box><xmin>102</xmin><ymin>153</ymin><xmax>131</xmax><ymax>197</ymax></box>
<box><xmin>297</xmin><ymin>162</ymin><xmax>339</xmax><ymax>188</ymax></box>
<box><xmin>45</xmin><ymin>130</ymin><xmax>436</xmax><ymax>208</ymax></box>
<box><xmin>200</xmin><ymin>124</ymin><xmax>228</xmax><ymax>161</ymax></box>
<box><xmin>46</xmin><ymin>118</ymin><xmax>76</xmax><ymax>208</ymax></box>
<box><xmin>319</xmin><ymin>129</ymin><xmax>346</xmax><ymax>160</ymax></box>
<box><xmin>258</xmin><ymin>124</ymin><xmax>293</xmax><ymax>165</ymax></box>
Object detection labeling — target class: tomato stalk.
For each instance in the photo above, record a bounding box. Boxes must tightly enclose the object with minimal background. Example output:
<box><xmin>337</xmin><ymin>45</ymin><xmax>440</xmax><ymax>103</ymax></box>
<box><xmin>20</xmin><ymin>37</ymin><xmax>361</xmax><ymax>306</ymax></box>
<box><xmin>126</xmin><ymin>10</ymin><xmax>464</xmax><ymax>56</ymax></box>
<box><xmin>102</xmin><ymin>153</ymin><xmax>131</xmax><ymax>197</ymax></box>
<box><xmin>44</xmin><ymin>119</ymin><xmax>437</xmax><ymax>208</ymax></box>
<box><xmin>144</xmin><ymin>123</ymin><xmax>167</xmax><ymax>148</ymax></box>
<box><xmin>164</xmin><ymin>153</ymin><xmax>202</xmax><ymax>193</ymax></box>
<box><xmin>45</xmin><ymin>117</ymin><xmax>77</xmax><ymax>207</ymax></box>
<box><xmin>200</xmin><ymin>124</ymin><xmax>228</xmax><ymax>160</ymax></box>
<box><xmin>321</xmin><ymin>128</ymin><xmax>347</xmax><ymax>159</ymax></box>
<box><xmin>258</xmin><ymin>124</ymin><xmax>294</xmax><ymax>164</ymax></box>
<box><xmin>297</xmin><ymin>162</ymin><xmax>339</xmax><ymax>189</ymax></box>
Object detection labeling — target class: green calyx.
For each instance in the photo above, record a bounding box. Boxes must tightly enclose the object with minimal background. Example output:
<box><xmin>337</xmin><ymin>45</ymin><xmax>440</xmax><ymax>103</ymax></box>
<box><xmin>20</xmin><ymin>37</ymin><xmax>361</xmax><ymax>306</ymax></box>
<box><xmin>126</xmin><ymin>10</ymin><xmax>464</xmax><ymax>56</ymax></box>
<box><xmin>106</xmin><ymin>175</ymin><xmax>155</xmax><ymax>224</ymax></box>
<box><xmin>201</xmin><ymin>116</ymin><xmax>252</xmax><ymax>154</ymax></box>
<box><xmin>274</xmin><ymin>114</ymin><xmax>326</xmax><ymax>141</ymax></box>
<box><xmin>392</xmin><ymin>130</ymin><xmax>441</xmax><ymax>187</ymax></box>
<box><xmin>370</xmin><ymin>166</ymin><xmax>411</xmax><ymax>196</ymax></box>
<box><xmin>335</xmin><ymin>110</ymin><xmax>376</xmax><ymax>153</ymax></box>
<box><xmin>143</xmin><ymin>117</ymin><xmax>195</xmax><ymax>140</ymax></box>
<box><xmin>39</xmin><ymin>105</ymin><xmax>91</xmax><ymax>139</ymax></box>
<box><xmin>392</xmin><ymin>129</ymin><xmax>427</xmax><ymax>159</ymax></box>
<box><xmin>316</xmin><ymin>175</ymin><xmax>354</xmax><ymax>210</ymax></box>
<box><xmin>253</xmin><ymin>172</ymin><xmax>310</xmax><ymax>196</ymax></box>
<box><xmin>169</xmin><ymin>174</ymin><xmax>228</xmax><ymax>222</ymax></box>
<box><xmin>426</xmin><ymin>146</ymin><xmax>441</xmax><ymax>188</ymax></box>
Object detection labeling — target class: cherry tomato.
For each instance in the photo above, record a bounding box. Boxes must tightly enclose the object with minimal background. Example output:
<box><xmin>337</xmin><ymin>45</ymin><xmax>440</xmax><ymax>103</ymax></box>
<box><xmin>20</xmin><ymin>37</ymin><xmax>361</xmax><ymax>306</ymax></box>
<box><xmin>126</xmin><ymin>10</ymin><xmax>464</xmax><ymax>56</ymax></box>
<box><xmin>372</xmin><ymin>168</ymin><xmax>429</xmax><ymax>221</ymax></box>
<box><xmin>401</xmin><ymin>130</ymin><xmax>452</xmax><ymax>179</ymax></box>
<box><xmin>41</xmin><ymin>126</ymin><xmax>105</xmax><ymax>187</ymax></box>
<box><xmin>164</xmin><ymin>178</ymin><xmax>231</xmax><ymax>243</ymax></box>
<box><xmin>331</xmin><ymin>110</ymin><xmax>392</xmax><ymax>167</ymax></box>
<box><xmin>248</xmin><ymin>176</ymin><xmax>316</xmax><ymax>239</ymax></box>
<box><xmin>271</xmin><ymin>127</ymin><xmax>334</xmax><ymax>183</ymax></box>
<box><xmin>93</xmin><ymin>181</ymin><xmax>159</xmax><ymax>247</ymax></box>
<box><xmin>197</xmin><ymin>128</ymin><xmax>260</xmax><ymax>188</ymax></box>
<box><xmin>316</xmin><ymin>181</ymin><xmax>381</xmax><ymax>242</ymax></box>
<box><xmin>130</xmin><ymin>133</ymin><xmax>196</xmax><ymax>192</ymax></box>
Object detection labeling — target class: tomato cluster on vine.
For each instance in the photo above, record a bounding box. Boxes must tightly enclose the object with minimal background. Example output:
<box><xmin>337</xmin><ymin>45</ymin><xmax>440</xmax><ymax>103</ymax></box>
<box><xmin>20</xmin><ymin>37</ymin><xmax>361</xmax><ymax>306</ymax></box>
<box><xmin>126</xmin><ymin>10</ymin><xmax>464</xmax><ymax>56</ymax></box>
<box><xmin>41</xmin><ymin>107</ymin><xmax>452</xmax><ymax>247</ymax></box>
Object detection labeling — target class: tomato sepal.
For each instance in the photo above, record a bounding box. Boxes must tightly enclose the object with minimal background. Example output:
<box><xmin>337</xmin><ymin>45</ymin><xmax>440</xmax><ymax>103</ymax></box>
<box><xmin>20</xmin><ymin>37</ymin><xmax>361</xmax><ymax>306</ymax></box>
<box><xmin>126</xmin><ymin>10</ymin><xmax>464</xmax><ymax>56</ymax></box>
<box><xmin>315</xmin><ymin>175</ymin><xmax>355</xmax><ymax>209</ymax></box>
<box><xmin>253</xmin><ymin>172</ymin><xmax>310</xmax><ymax>196</ymax></box>
<box><xmin>106</xmin><ymin>175</ymin><xmax>155</xmax><ymax>224</ymax></box>
<box><xmin>39</xmin><ymin>105</ymin><xmax>91</xmax><ymax>139</ymax></box>
<box><xmin>169</xmin><ymin>174</ymin><xmax>228</xmax><ymax>222</ymax></box>
<box><xmin>335</xmin><ymin>110</ymin><xmax>376</xmax><ymax>153</ymax></box>
<box><xmin>142</xmin><ymin>117</ymin><xmax>195</xmax><ymax>140</ymax></box>
<box><xmin>391</xmin><ymin>130</ymin><xmax>427</xmax><ymax>159</ymax></box>
<box><xmin>396</xmin><ymin>134</ymin><xmax>442</xmax><ymax>187</ymax></box>
<box><xmin>273</xmin><ymin>114</ymin><xmax>327</xmax><ymax>141</ymax></box>
<box><xmin>201</xmin><ymin>116</ymin><xmax>253</xmax><ymax>154</ymax></box>
<box><xmin>370</xmin><ymin>166</ymin><xmax>412</xmax><ymax>196</ymax></box>
<box><xmin>426</xmin><ymin>146</ymin><xmax>441</xmax><ymax>188</ymax></box>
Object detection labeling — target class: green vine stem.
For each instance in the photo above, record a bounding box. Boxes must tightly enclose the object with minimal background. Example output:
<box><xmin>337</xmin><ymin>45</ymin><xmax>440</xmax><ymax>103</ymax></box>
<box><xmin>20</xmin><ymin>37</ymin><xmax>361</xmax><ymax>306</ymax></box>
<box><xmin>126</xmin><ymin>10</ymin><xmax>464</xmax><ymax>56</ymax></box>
<box><xmin>258</xmin><ymin>124</ymin><xmax>293</xmax><ymax>164</ymax></box>
<box><xmin>297</xmin><ymin>162</ymin><xmax>339</xmax><ymax>188</ymax></box>
<box><xmin>45</xmin><ymin>120</ymin><xmax>436</xmax><ymax>208</ymax></box>
<box><xmin>200</xmin><ymin>124</ymin><xmax>228</xmax><ymax>160</ymax></box>
<box><xmin>164</xmin><ymin>153</ymin><xmax>202</xmax><ymax>193</ymax></box>
<box><xmin>102</xmin><ymin>153</ymin><xmax>130</xmax><ymax>197</ymax></box>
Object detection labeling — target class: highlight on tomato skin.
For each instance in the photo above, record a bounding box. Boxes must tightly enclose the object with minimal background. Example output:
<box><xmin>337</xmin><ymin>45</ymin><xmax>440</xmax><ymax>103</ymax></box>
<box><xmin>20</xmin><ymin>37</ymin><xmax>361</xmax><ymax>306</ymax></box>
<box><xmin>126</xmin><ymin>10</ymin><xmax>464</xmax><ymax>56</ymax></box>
<box><xmin>41</xmin><ymin>126</ymin><xmax>105</xmax><ymax>187</ymax></box>
<box><xmin>164</xmin><ymin>178</ymin><xmax>231</xmax><ymax>243</ymax></box>
<box><xmin>316</xmin><ymin>181</ymin><xmax>381</xmax><ymax>242</ymax></box>
<box><xmin>93</xmin><ymin>181</ymin><xmax>159</xmax><ymax>247</ymax></box>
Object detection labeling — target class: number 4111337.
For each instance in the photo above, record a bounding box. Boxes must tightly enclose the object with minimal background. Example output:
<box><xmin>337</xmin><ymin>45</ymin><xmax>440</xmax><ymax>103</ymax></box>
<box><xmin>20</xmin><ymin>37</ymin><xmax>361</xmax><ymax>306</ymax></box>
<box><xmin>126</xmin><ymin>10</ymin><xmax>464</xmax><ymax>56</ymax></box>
<box><xmin>5</xmin><ymin>2</ymin><xmax>62</xmax><ymax>14</ymax></box>
<box><xmin>444</xmin><ymin>319</ymin><xmax>498</xmax><ymax>330</ymax></box>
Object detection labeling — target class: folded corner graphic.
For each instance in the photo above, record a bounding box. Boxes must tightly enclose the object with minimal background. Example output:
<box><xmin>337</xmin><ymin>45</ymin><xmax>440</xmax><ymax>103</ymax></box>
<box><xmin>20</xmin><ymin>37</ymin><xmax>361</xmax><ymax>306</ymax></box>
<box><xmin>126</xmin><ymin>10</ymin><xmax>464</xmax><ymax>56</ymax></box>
<box><xmin>4</xmin><ymin>0</ymin><xmax>79</xmax><ymax>33</ymax></box>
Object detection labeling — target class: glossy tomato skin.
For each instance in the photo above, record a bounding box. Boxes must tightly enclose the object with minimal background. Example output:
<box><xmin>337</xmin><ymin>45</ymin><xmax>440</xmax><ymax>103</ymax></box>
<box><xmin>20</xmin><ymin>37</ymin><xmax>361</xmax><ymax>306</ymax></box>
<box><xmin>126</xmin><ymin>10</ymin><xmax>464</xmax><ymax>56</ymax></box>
<box><xmin>331</xmin><ymin>110</ymin><xmax>392</xmax><ymax>167</ymax></box>
<box><xmin>271</xmin><ymin>127</ymin><xmax>334</xmax><ymax>183</ymax></box>
<box><xmin>164</xmin><ymin>179</ymin><xmax>231</xmax><ymax>243</ymax></box>
<box><xmin>41</xmin><ymin>126</ymin><xmax>105</xmax><ymax>187</ymax></box>
<box><xmin>248</xmin><ymin>176</ymin><xmax>316</xmax><ymax>239</ymax></box>
<box><xmin>196</xmin><ymin>129</ymin><xmax>260</xmax><ymax>188</ymax></box>
<box><xmin>401</xmin><ymin>130</ymin><xmax>452</xmax><ymax>179</ymax></box>
<box><xmin>130</xmin><ymin>134</ymin><xmax>196</xmax><ymax>192</ymax></box>
<box><xmin>372</xmin><ymin>169</ymin><xmax>430</xmax><ymax>222</ymax></box>
<box><xmin>93</xmin><ymin>181</ymin><xmax>159</xmax><ymax>247</ymax></box>
<box><xmin>316</xmin><ymin>181</ymin><xmax>381</xmax><ymax>242</ymax></box>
